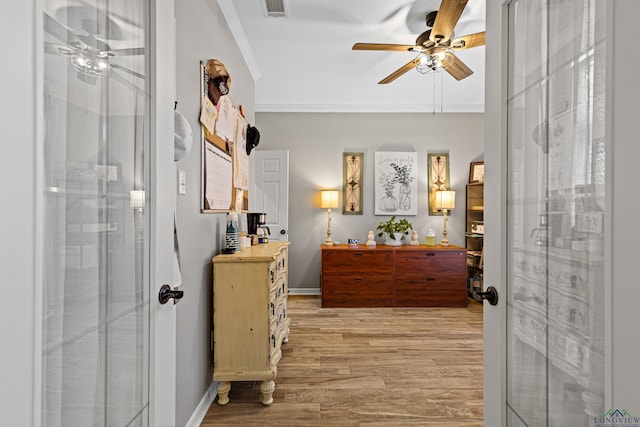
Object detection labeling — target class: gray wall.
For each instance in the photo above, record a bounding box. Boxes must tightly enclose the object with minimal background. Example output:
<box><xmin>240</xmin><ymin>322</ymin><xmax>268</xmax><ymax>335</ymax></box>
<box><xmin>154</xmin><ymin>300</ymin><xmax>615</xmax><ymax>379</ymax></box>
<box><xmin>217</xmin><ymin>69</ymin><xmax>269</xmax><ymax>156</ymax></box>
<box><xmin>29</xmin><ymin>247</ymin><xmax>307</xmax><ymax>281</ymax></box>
<box><xmin>174</xmin><ymin>0</ymin><xmax>255</xmax><ymax>424</ymax></box>
<box><xmin>255</xmin><ymin>112</ymin><xmax>484</xmax><ymax>290</ymax></box>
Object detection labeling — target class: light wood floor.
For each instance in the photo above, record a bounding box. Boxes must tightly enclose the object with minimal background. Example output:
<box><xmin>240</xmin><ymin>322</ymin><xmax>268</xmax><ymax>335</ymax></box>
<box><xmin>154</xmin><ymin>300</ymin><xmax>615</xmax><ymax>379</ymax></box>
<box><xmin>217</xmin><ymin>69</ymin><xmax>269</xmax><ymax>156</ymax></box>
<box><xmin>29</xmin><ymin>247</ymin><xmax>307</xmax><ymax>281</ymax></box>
<box><xmin>201</xmin><ymin>295</ymin><xmax>484</xmax><ymax>427</ymax></box>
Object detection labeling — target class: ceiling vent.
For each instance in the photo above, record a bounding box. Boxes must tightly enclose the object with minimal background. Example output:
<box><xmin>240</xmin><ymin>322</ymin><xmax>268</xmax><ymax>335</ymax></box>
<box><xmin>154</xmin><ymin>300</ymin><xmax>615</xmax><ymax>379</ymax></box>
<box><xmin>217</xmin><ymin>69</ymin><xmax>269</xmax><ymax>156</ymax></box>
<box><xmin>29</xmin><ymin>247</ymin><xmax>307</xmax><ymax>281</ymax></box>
<box><xmin>262</xmin><ymin>0</ymin><xmax>287</xmax><ymax>18</ymax></box>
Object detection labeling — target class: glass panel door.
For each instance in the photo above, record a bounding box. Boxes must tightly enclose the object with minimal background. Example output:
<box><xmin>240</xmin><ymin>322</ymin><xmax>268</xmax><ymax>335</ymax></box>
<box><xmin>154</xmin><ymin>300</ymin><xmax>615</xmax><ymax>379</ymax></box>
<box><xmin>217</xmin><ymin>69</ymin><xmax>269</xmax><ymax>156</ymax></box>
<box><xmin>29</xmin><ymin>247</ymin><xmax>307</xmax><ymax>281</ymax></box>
<box><xmin>506</xmin><ymin>0</ymin><xmax>606</xmax><ymax>425</ymax></box>
<box><xmin>41</xmin><ymin>0</ymin><xmax>150</xmax><ymax>425</ymax></box>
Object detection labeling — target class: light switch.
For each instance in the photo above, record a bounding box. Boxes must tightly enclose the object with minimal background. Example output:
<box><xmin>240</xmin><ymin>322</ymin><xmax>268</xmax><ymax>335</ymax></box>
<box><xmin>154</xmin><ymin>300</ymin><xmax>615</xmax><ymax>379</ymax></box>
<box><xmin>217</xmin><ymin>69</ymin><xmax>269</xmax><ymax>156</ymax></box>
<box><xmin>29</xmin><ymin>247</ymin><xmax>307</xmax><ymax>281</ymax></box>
<box><xmin>178</xmin><ymin>169</ymin><xmax>187</xmax><ymax>194</ymax></box>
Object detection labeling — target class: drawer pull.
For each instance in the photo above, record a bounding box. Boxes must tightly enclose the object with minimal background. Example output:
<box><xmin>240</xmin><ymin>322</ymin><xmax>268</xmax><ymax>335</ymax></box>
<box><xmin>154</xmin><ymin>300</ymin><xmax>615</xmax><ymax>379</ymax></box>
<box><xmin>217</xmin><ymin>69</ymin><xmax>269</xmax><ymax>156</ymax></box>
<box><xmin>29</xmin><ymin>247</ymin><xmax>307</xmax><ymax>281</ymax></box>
<box><xmin>353</xmin><ymin>253</ymin><xmax>363</xmax><ymax>257</ymax></box>
<box><xmin>354</xmin><ymin>277</ymin><xmax>362</xmax><ymax>281</ymax></box>
<box><xmin>425</xmin><ymin>277</ymin><xmax>435</xmax><ymax>281</ymax></box>
<box><xmin>425</xmin><ymin>253</ymin><xmax>435</xmax><ymax>256</ymax></box>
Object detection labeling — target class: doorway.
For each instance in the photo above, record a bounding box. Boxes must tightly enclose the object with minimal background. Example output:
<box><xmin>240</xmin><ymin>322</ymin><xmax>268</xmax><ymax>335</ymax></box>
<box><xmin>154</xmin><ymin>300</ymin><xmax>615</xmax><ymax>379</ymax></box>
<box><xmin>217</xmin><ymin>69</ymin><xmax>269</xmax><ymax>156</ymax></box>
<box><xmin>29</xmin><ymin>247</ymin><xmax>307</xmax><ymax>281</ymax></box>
<box><xmin>39</xmin><ymin>0</ymin><xmax>176</xmax><ymax>425</ymax></box>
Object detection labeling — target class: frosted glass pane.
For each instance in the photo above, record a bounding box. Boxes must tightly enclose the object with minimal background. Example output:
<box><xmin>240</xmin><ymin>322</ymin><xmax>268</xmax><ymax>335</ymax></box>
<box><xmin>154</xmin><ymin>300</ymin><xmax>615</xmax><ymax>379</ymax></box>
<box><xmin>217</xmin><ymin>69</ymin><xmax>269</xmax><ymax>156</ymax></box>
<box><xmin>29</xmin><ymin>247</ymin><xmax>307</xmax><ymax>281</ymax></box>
<box><xmin>507</xmin><ymin>0</ymin><xmax>606</xmax><ymax>424</ymax></box>
<box><xmin>41</xmin><ymin>0</ymin><xmax>150</xmax><ymax>426</ymax></box>
<box><xmin>508</xmin><ymin>0</ymin><xmax>548</xmax><ymax>96</ymax></box>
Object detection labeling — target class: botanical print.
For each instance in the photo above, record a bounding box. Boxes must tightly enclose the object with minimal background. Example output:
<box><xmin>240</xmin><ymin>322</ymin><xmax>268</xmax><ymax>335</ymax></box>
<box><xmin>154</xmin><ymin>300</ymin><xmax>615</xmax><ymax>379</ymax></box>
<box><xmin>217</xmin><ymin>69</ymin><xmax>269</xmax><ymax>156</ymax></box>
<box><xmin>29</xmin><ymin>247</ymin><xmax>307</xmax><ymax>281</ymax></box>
<box><xmin>375</xmin><ymin>152</ymin><xmax>418</xmax><ymax>215</ymax></box>
<box><xmin>427</xmin><ymin>153</ymin><xmax>450</xmax><ymax>215</ymax></box>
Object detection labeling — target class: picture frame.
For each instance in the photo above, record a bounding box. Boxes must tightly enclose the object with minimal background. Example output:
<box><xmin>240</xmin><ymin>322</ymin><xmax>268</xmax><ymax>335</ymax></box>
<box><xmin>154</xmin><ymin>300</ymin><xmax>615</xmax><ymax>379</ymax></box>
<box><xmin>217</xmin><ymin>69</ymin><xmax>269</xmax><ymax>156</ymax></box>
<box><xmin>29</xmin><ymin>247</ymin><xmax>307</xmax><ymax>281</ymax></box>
<box><xmin>469</xmin><ymin>161</ymin><xmax>485</xmax><ymax>183</ymax></box>
<box><xmin>343</xmin><ymin>152</ymin><xmax>363</xmax><ymax>215</ymax></box>
<box><xmin>427</xmin><ymin>153</ymin><xmax>450</xmax><ymax>216</ymax></box>
<box><xmin>374</xmin><ymin>151</ymin><xmax>418</xmax><ymax>216</ymax></box>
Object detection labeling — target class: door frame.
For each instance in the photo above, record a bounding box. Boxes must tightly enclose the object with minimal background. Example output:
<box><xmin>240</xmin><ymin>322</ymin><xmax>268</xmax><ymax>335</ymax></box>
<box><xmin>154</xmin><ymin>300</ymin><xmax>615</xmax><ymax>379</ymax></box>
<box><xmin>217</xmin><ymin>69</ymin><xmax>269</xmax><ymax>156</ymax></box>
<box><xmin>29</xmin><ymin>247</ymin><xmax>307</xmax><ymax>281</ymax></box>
<box><xmin>1</xmin><ymin>1</ymin><xmax>44</xmax><ymax>425</ymax></box>
<box><xmin>483</xmin><ymin>1</ymin><xmax>509</xmax><ymax>425</ymax></box>
<box><xmin>150</xmin><ymin>0</ymin><xmax>177</xmax><ymax>425</ymax></box>
<box><xmin>0</xmin><ymin>1</ymin><xmax>177</xmax><ymax>425</ymax></box>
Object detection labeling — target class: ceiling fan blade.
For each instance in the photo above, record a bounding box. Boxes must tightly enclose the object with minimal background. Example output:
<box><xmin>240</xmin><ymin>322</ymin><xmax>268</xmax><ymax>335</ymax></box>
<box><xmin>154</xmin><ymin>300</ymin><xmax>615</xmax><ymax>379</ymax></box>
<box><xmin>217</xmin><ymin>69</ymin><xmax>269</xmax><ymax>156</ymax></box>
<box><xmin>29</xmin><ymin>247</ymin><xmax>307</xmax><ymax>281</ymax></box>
<box><xmin>110</xmin><ymin>68</ymin><xmax>147</xmax><ymax>95</ymax></box>
<box><xmin>443</xmin><ymin>54</ymin><xmax>473</xmax><ymax>80</ymax></box>
<box><xmin>378</xmin><ymin>59</ymin><xmax>417</xmax><ymax>84</ymax></box>
<box><xmin>109</xmin><ymin>47</ymin><xmax>145</xmax><ymax>56</ymax></box>
<box><xmin>451</xmin><ymin>32</ymin><xmax>485</xmax><ymax>50</ymax></box>
<box><xmin>353</xmin><ymin>43</ymin><xmax>421</xmax><ymax>52</ymax></box>
<box><xmin>76</xmin><ymin>34</ymin><xmax>113</xmax><ymax>52</ymax></box>
<box><xmin>43</xmin><ymin>11</ymin><xmax>84</xmax><ymax>46</ymax></box>
<box><xmin>430</xmin><ymin>0</ymin><xmax>469</xmax><ymax>44</ymax></box>
<box><xmin>112</xmin><ymin>63</ymin><xmax>145</xmax><ymax>80</ymax></box>
<box><xmin>44</xmin><ymin>42</ymin><xmax>74</xmax><ymax>56</ymax></box>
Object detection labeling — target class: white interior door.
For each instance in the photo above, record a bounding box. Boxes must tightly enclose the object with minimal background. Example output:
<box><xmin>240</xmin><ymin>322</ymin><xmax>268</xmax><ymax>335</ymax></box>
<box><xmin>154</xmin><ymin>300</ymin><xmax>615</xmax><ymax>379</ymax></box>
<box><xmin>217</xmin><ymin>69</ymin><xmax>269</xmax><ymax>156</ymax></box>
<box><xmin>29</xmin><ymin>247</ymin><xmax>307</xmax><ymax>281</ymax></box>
<box><xmin>250</xmin><ymin>150</ymin><xmax>289</xmax><ymax>241</ymax></box>
<box><xmin>36</xmin><ymin>0</ymin><xmax>176</xmax><ymax>426</ymax></box>
<box><xmin>484</xmin><ymin>0</ymin><xmax>607</xmax><ymax>425</ymax></box>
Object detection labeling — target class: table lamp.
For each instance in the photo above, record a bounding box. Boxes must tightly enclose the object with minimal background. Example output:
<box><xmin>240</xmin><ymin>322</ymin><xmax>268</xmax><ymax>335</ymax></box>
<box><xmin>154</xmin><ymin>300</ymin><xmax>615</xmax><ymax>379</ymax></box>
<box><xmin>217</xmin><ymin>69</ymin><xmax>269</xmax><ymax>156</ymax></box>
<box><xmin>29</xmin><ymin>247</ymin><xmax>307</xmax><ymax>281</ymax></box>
<box><xmin>320</xmin><ymin>190</ymin><xmax>339</xmax><ymax>245</ymax></box>
<box><xmin>435</xmin><ymin>190</ymin><xmax>455</xmax><ymax>246</ymax></box>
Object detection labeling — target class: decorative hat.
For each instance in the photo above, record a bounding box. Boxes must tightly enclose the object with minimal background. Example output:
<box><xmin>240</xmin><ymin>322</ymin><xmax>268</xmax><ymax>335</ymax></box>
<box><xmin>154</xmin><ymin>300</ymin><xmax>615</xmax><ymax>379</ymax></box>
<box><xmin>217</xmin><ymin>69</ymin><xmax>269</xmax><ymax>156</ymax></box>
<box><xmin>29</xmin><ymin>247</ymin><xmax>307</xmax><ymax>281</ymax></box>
<box><xmin>174</xmin><ymin>110</ymin><xmax>193</xmax><ymax>161</ymax></box>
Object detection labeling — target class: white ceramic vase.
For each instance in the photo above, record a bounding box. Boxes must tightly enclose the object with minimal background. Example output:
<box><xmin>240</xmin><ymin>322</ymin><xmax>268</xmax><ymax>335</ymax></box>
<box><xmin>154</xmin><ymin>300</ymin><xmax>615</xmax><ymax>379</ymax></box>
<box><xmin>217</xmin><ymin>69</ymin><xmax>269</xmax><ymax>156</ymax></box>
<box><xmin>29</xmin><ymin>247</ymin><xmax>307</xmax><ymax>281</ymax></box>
<box><xmin>385</xmin><ymin>232</ymin><xmax>404</xmax><ymax>246</ymax></box>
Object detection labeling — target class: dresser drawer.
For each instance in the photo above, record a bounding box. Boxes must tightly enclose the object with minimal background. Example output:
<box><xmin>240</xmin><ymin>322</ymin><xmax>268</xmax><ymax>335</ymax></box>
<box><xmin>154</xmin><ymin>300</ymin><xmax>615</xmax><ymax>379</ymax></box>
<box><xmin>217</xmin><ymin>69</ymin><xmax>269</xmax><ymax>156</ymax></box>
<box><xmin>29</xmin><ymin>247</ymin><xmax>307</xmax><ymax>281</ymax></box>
<box><xmin>396</xmin><ymin>250</ymin><xmax>466</xmax><ymax>278</ymax></box>
<box><xmin>322</xmin><ymin>275</ymin><xmax>394</xmax><ymax>307</ymax></box>
<box><xmin>322</xmin><ymin>249</ymin><xmax>393</xmax><ymax>275</ymax></box>
<box><xmin>395</xmin><ymin>277</ymin><xmax>467</xmax><ymax>307</ymax></box>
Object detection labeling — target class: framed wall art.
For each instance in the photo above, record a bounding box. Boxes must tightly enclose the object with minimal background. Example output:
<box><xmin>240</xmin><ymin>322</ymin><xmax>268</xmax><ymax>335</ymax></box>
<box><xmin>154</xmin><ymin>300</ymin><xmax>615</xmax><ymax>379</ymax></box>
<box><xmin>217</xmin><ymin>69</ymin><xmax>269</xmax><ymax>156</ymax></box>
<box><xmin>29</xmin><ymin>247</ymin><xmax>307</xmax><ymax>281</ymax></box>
<box><xmin>469</xmin><ymin>161</ymin><xmax>485</xmax><ymax>183</ymax></box>
<box><xmin>343</xmin><ymin>152</ymin><xmax>363</xmax><ymax>215</ymax></box>
<box><xmin>374</xmin><ymin>151</ymin><xmax>418</xmax><ymax>216</ymax></box>
<box><xmin>427</xmin><ymin>153</ymin><xmax>450</xmax><ymax>215</ymax></box>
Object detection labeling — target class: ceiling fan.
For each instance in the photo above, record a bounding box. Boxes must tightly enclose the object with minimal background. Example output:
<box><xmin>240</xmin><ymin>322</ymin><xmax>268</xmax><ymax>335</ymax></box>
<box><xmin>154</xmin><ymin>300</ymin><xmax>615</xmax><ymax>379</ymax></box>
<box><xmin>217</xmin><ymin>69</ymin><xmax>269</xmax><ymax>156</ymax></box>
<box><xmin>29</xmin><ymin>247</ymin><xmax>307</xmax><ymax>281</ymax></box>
<box><xmin>43</xmin><ymin>8</ymin><xmax>144</xmax><ymax>84</ymax></box>
<box><xmin>352</xmin><ymin>0</ymin><xmax>485</xmax><ymax>84</ymax></box>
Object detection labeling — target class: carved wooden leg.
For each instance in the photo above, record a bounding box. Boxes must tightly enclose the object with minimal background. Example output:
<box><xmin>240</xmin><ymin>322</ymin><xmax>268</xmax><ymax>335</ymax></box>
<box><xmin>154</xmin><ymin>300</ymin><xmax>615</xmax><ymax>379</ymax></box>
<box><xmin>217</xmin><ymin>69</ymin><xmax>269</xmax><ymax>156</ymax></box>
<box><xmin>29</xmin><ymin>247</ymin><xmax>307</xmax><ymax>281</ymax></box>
<box><xmin>217</xmin><ymin>381</ymin><xmax>231</xmax><ymax>405</ymax></box>
<box><xmin>260</xmin><ymin>380</ymin><xmax>275</xmax><ymax>406</ymax></box>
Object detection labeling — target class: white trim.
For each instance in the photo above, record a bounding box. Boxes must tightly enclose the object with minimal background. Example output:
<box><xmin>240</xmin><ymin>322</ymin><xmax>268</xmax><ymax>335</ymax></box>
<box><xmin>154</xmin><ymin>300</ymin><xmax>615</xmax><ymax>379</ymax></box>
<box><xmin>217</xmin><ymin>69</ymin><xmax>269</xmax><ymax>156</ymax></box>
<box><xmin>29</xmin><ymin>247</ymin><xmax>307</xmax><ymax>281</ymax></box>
<box><xmin>33</xmin><ymin>2</ymin><xmax>45</xmax><ymax>425</ymax></box>
<box><xmin>149</xmin><ymin>0</ymin><xmax>177</xmax><ymax>424</ymax></box>
<box><xmin>289</xmin><ymin>288</ymin><xmax>321</xmax><ymax>296</ymax></box>
<box><xmin>604</xmin><ymin>0</ymin><xmax>614</xmax><ymax>410</ymax></box>
<box><xmin>255</xmin><ymin>103</ymin><xmax>485</xmax><ymax>113</ymax></box>
<box><xmin>185</xmin><ymin>383</ymin><xmax>217</xmax><ymax>427</ymax></box>
<box><xmin>483</xmin><ymin>0</ymin><xmax>509</xmax><ymax>426</ymax></box>
<box><xmin>216</xmin><ymin>0</ymin><xmax>262</xmax><ymax>81</ymax></box>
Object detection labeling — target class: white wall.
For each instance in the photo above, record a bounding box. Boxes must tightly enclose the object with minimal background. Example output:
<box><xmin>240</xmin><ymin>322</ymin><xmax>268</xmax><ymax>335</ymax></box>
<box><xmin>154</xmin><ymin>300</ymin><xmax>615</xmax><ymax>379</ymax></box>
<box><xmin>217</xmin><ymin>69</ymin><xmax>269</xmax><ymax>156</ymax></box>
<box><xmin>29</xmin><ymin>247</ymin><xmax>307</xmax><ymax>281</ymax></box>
<box><xmin>174</xmin><ymin>0</ymin><xmax>255</xmax><ymax>424</ymax></box>
<box><xmin>255</xmin><ymin>111</ymin><xmax>484</xmax><ymax>290</ymax></box>
<box><xmin>0</xmin><ymin>1</ymin><xmax>39</xmax><ymax>424</ymax></box>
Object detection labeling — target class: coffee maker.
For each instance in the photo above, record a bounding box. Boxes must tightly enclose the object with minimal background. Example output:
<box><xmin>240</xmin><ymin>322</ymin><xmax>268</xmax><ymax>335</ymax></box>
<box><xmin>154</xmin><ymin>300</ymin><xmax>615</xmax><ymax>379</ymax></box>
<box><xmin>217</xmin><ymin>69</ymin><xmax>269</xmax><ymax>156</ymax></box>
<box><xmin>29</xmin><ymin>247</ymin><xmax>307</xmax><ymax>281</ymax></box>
<box><xmin>247</xmin><ymin>212</ymin><xmax>266</xmax><ymax>235</ymax></box>
<box><xmin>247</xmin><ymin>212</ymin><xmax>270</xmax><ymax>243</ymax></box>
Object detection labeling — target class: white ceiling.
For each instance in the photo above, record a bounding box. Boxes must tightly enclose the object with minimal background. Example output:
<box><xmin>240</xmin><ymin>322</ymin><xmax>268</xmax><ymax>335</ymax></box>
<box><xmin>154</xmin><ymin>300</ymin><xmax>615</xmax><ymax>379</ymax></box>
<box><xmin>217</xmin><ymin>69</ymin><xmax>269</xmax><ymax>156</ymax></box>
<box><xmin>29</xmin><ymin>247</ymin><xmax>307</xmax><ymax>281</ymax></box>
<box><xmin>219</xmin><ymin>0</ymin><xmax>486</xmax><ymax>113</ymax></box>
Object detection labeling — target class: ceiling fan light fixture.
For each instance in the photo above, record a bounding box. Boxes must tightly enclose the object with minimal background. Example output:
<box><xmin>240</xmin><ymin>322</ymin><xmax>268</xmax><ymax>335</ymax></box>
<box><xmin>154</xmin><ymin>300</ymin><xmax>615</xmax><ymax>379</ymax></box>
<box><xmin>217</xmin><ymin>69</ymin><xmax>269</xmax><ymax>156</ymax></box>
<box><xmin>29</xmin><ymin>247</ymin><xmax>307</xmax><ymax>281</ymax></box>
<box><xmin>415</xmin><ymin>48</ymin><xmax>453</xmax><ymax>74</ymax></box>
<box><xmin>70</xmin><ymin>53</ymin><xmax>112</xmax><ymax>78</ymax></box>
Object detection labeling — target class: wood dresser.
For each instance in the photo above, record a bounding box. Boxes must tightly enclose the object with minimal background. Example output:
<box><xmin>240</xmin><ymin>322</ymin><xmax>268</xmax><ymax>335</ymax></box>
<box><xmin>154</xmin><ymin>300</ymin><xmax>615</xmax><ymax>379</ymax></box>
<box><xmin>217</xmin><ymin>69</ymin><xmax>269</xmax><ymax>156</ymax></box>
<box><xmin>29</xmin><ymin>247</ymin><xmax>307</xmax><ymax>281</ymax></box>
<box><xmin>321</xmin><ymin>244</ymin><xmax>467</xmax><ymax>308</ymax></box>
<box><xmin>211</xmin><ymin>241</ymin><xmax>290</xmax><ymax>406</ymax></box>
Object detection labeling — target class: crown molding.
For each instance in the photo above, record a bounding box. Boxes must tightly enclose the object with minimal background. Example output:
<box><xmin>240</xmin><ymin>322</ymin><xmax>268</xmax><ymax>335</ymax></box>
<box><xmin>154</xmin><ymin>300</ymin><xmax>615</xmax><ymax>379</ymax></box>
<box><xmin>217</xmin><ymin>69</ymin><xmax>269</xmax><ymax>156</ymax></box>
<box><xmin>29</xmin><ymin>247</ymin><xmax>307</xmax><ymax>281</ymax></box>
<box><xmin>216</xmin><ymin>0</ymin><xmax>262</xmax><ymax>81</ymax></box>
<box><xmin>255</xmin><ymin>103</ymin><xmax>485</xmax><ymax>113</ymax></box>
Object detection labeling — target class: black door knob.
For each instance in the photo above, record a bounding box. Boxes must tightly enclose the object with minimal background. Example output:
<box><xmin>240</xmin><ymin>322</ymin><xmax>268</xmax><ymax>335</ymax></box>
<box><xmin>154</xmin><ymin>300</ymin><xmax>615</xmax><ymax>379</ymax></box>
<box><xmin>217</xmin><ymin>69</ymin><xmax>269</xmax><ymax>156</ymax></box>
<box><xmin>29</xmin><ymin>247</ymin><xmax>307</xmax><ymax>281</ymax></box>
<box><xmin>478</xmin><ymin>286</ymin><xmax>499</xmax><ymax>305</ymax></box>
<box><xmin>280</xmin><ymin>229</ymin><xmax>286</xmax><ymax>235</ymax></box>
<box><xmin>159</xmin><ymin>284</ymin><xmax>184</xmax><ymax>305</ymax></box>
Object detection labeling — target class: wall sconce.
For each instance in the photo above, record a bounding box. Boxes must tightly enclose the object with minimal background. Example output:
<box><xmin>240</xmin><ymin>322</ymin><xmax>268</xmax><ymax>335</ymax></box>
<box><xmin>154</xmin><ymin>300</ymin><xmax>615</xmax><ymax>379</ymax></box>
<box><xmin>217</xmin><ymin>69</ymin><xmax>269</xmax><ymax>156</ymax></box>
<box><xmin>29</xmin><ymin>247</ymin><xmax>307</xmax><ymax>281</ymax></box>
<box><xmin>435</xmin><ymin>190</ymin><xmax>455</xmax><ymax>246</ymax></box>
<box><xmin>320</xmin><ymin>190</ymin><xmax>339</xmax><ymax>245</ymax></box>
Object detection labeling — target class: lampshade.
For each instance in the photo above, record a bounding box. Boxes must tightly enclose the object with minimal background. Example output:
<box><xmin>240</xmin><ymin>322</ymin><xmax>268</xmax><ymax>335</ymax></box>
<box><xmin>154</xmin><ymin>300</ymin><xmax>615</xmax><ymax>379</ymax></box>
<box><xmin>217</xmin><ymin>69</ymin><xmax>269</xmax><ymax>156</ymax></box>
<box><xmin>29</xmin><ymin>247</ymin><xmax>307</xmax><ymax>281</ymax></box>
<box><xmin>320</xmin><ymin>190</ymin><xmax>339</xmax><ymax>209</ymax></box>
<box><xmin>435</xmin><ymin>190</ymin><xmax>456</xmax><ymax>210</ymax></box>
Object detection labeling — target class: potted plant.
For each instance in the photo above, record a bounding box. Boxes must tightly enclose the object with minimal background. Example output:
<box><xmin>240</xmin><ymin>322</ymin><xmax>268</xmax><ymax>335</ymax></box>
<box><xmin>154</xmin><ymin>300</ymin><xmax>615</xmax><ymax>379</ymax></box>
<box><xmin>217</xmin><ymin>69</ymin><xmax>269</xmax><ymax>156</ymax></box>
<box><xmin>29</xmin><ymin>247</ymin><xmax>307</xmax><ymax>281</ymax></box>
<box><xmin>377</xmin><ymin>215</ymin><xmax>413</xmax><ymax>246</ymax></box>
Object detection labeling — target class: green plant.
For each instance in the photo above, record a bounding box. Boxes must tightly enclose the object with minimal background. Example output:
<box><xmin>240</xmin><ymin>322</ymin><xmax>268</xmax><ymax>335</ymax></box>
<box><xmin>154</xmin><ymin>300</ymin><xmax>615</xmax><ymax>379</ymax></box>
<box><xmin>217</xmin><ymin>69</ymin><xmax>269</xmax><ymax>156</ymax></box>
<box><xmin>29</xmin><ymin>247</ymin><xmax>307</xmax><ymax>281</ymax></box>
<box><xmin>377</xmin><ymin>215</ymin><xmax>413</xmax><ymax>240</ymax></box>
<box><xmin>390</xmin><ymin>162</ymin><xmax>414</xmax><ymax>185</ymax></box>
